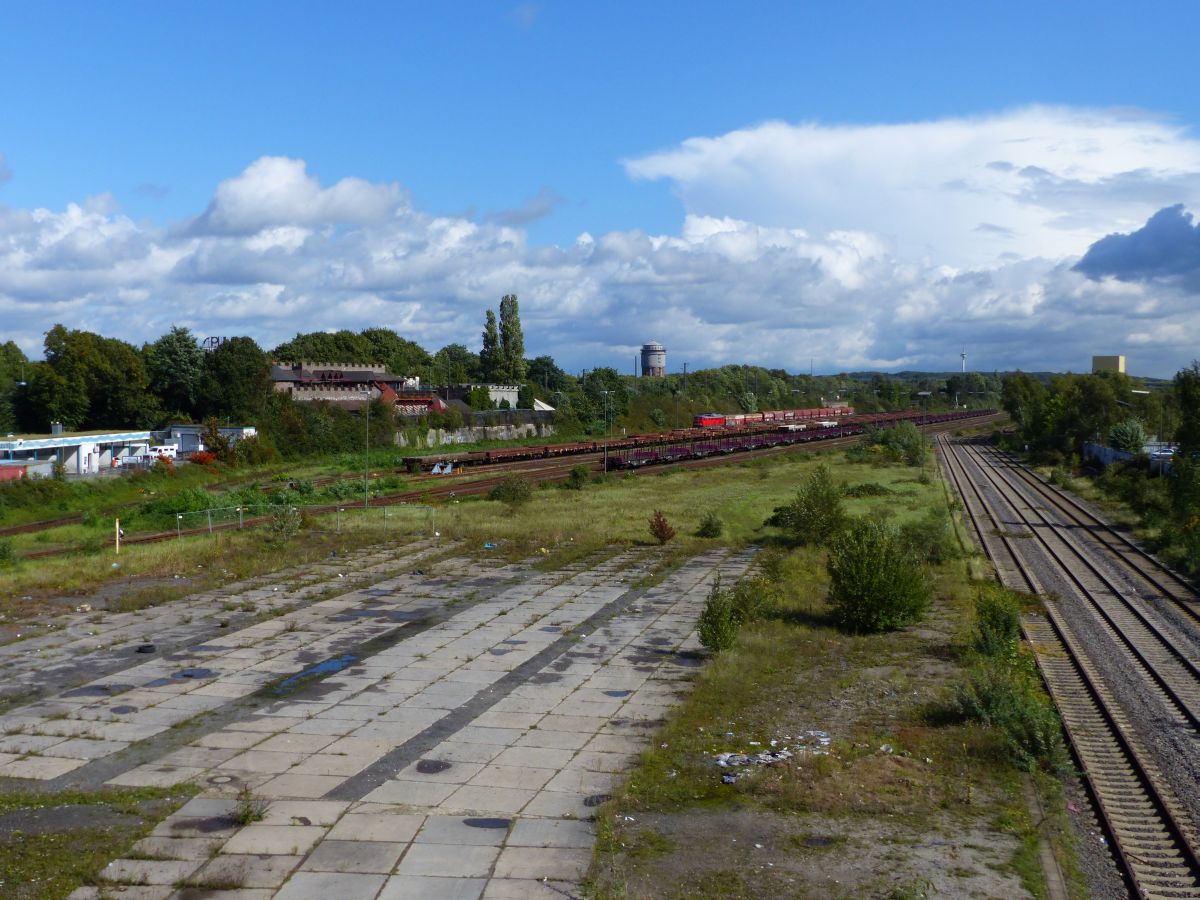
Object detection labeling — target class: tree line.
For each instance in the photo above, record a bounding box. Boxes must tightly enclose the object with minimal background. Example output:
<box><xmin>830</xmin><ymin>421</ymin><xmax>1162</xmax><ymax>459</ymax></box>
<box><xmin>1000</xmin><ymin>362</ymin><xmax>1200</xmax><ymax>576</ymax></box>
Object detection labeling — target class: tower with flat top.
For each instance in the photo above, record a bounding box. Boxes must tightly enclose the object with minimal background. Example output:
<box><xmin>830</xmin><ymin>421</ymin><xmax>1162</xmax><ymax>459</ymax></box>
<box><xmin>640</xmin><ymin>341</ymin><xmax>666</xmax><ymax>377</ymax></box>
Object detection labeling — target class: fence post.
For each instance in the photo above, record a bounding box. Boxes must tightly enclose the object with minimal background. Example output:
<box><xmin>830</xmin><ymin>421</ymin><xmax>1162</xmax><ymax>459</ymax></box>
<box><xmin>207</xmin><ymin>509</ymin><xmax>212</xmax><ymax>534</ymax></box>
<box><xmin>176</xmin><ymin>514</ymin><xmax>182</xmax><ymax>538</ymax></box>
<box><xmin>238</xmin><ymin>506</ymin><xmax>243</xmax><ymax>529</ymax></box>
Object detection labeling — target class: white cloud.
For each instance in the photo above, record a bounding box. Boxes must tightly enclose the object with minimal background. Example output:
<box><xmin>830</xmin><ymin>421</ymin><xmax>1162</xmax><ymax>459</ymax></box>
<box><xmin>2</xmin><ymin>139</ymin><xmax>1200</xmax><ymax>378</ymax></box>
<box><xmin>624</xmin><ymin>107</ymin><xmax>1200</xmax><ymax>267</ymax></box>
<box><xmin>189</xmin><ymin>156</ymin><xmax>402</xmax><ymax>235</ymax></box>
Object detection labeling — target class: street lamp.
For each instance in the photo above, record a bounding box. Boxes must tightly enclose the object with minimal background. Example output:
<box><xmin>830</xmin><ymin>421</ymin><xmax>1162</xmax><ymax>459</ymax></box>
<box><xmin>363</xmin><ymin>387</ymin><xmax>371</xmax><ymax>509</ymax></box>
<box><xmin>1129</xmin><ymin>389</ymin><xmax>1164</xmax><ymax>443</ymax></box>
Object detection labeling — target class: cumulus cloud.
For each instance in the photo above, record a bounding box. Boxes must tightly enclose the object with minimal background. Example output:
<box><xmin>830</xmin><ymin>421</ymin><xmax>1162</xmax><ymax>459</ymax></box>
<box><xmin>3</xmin><ymin>140</ymin><xmax>1200</xmax><ymax>376</ymax></box>
<box><xmin>188</xmin><ymin>156</ymin><xmax>403</xmax><ymax>235</ymax></box>
<box><xmin>624</xmin><ymin>107</ymin><xmax>1200</xmax><ymax>267</ymax></box>
<box><xmin>1075</xmin><ymin>204</ymin><xmax>1200</xmax><ymax>283</ymax></box>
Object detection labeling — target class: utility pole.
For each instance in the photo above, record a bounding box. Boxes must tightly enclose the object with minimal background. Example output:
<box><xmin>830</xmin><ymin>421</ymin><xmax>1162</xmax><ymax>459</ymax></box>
<box><xmin>364</xmin><ymin>388</ymin><xmax>371</xmax><ymax>508</ymax></box>
<box><xmin>600</xmin><ymin>390</ymin><xmax>613</xmax><ymax>474</ymax></box>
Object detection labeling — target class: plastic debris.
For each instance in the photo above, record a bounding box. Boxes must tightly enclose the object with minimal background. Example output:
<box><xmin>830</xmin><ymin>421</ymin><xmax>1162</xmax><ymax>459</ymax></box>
<box><xmin>76</xmin><ymin>604</ymin><xmax>92</xmax><ymax>613</ymax></box>
<box><xmin>483</xmin><ymin>542</ymin><xmax>498</xmax><ymax>550</ymax></box>
<box><xmin>715</xmin><ymin>748</ymin><xmax>794</xmax><ymax>768</ymax></box>
<box><xmin>879</xmin><ymin>744</ymin><xmax>894</xmax><ymax>754</ymax></box>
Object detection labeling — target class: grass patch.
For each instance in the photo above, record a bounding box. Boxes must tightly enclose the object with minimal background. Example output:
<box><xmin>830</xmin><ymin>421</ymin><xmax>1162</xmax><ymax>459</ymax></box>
<box><xmin>587</xmin><ymin>454</ymin><xmax>1080</xmax><ymax>899</ymax></box>
<box><xmin>0</xmin><ymin>785</ymin><xmax>198</xmax><ymax>900</ymax></box>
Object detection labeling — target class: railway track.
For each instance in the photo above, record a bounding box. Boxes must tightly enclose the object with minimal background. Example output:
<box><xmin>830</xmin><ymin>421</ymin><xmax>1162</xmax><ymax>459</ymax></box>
<box><xmin>979</xmin><ymin>442</ymin><xmax>1200</xmax><ymax>624</ymax></box>
<box><xmin>12</xmin><ymin>413</ymin><xmax>1001</xmax><ymax>560</ymax></box>
<box><xmin>939</xmin><ymin>436</ymin><xmax>1200</xmax><ymax>897</ymax></box>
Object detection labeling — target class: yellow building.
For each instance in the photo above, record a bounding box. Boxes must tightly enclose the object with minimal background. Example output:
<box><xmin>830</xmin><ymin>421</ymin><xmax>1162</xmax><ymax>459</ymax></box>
<box><xmin>1091</xmin><ymin>355</ymin><xmax>1126</xmax><ymax>374</ymax></box>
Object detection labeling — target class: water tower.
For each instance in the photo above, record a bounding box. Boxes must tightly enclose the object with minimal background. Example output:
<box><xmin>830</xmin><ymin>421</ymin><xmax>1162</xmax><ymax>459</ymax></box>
<box><xmin>640</xmin><ymin>341</ymin><xmax>666</xmax><ymax>377</ymax></box>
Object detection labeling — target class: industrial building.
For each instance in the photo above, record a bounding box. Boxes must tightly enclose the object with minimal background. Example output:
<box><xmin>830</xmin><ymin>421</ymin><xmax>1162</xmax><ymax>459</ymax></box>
<box><xmin>0</xmin><ymin>425</ymin><xmax>256</xmax><ymax>478</ymax></box>
<box><xmin>1092</xmin><ymin>355</ymin><xmax>1127</xmax><ymax>374</ymax></box>
<box><xmin>641</xmin><ymin>341</ymin><xmax>666</xmax><ymax>377</ymax></box>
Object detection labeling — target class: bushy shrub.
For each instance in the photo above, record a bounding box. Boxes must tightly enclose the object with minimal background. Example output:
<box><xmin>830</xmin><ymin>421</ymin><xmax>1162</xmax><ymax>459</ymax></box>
<box><xmin>972</xmin><ymin>585</ymin><xmax>1022</xmax><ymax>657</ymax></box>
<box><xmin>488</xmin><ymin>476</ymin><xmax>532</xmax><ymax>508</ymax></box>
<box><xmin>563</xmin><ymin>465</ymin><xmax>589</xmax><ymax>491</ymax></box>
<box><xmin>899</xmin><ymin>506</ymin><xmax>959</xmax><ymax>564</ymax></box>
<box><xmin>765</xmin><ymin>464</ymin><xmax>847</xmax><ymax>546</ymax></box>
<box><xmin>695</xmin><ymin>510</ymin><xmax>723</xmax><ymax>538</ymax></box>
<box><xmin>648</xmin><ymin>509</ymin><xmax>675</xmax><ymax>544</ymax></box>
<box><xmin>730</xmin><ymin>576</ymin><xmax>772</xmax><ymax>624</ymax></box>
<box><xmin>826</xmin><ymin>519</ymin><xmax>930</xmax><ymax>633</ymax></box>
<box><xmin>842</xmin><ymin>482</ymin><xmax>893</xmax><ymax>497</ymax></box>
<box><xmin>233</xmin><ymin>435</ymin><xmax>278</xmax><ymax>466</ymax></box>
<box><xmin>189</xmin><ymin>450</ymin><xmax>217</xmax><ymax>466</ymax></box>
<box><xmin>697</xmin><ymin>576</ymin><xmax>737</xmax><ymax>652</ymax></box>
<box><xmin>851</xmin><ymin>422</ymin><xmax>928</xmax><ymax>466</ymax></box>
<box><xmin>953</xmin><ymin>658</ymin><xmax>1064</xmax><ymax>771</ymax></box>
<box><xmin>268</xmin><ymin>505</ymin><xmax>303</xmax><ymax>540</ymax></box>
<box><xmin>0</xmin><ymin>538</ymin><xmax>14</xmax><ymax>568</ymax></box>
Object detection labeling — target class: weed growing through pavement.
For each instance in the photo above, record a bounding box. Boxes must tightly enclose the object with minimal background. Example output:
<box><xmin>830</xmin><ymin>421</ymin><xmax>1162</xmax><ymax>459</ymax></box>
<box><xmin>231</xmin><ymin>787</ymin><xmax>266</xmax><ymax>826</ymax></box>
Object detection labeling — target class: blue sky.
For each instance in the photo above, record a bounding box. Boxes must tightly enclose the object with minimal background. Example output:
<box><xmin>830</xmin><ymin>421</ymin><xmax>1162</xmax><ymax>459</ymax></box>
<box><xmin>3</xmin><ymin>1</ymin><xmax>1200</xmax><ymax>376</ymax></box>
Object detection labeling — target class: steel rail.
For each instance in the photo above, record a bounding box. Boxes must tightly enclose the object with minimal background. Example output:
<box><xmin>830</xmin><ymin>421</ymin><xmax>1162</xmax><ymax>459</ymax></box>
<box><xmin>938</xmin><ymin>436</ymin><xmax>1200</xmax><ymax>897</ymax></box>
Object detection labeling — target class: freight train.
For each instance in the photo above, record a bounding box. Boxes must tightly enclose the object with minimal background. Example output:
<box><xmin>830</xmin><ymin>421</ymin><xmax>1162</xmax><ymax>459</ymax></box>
<box><xmin>402</xmin><ymin>408</ymin><xmax>991</xmax><ymax>473</ymax></box>
<box><xmin>693</xmin><ymin>407</ymin><xmax>849</xmax><ymax>427</ymax></box>
<box><xmin>614</xmin><ymin>409</ymin><xmax>991</xmax><ymax>469</ymax></box>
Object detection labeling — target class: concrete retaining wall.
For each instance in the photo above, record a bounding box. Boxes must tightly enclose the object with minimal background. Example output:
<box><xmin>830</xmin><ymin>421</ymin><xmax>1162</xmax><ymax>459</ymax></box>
<box><xmin>395</xmin><ymin>423</ymin><xmax>555</xmax><ymax>448</ymax></box>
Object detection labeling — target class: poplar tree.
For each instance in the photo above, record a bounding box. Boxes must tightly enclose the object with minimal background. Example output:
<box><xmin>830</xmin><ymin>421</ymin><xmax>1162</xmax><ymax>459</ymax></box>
<box><xmin>498</xmin><ymin>294</ymin><xmax>526</xmax><ymax>383</ymax></box>
<box><xmin>480</xmin><ymin>310</ymin><xmax>503</xmax><ymax>383</ymax></box>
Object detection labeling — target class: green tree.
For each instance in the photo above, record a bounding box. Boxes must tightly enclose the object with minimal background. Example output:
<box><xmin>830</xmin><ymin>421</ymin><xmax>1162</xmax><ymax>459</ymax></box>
<box><xmin>1175</xmin><ymin>361</ymin><xmax>1200</xmax><ymax>454</ymax></box>
<box><xmin>480</xmin><ymin>310</ymin><xmax>503</xmax><ymax>383</ymax></box>
<box><xmin>198</xmin><ymin>337</ymin><xmax>272</xmax><ymax>423</ymax></box>
<box><xmin>35</xmin><ymin>325</ymin><xmax>159</xmax><ymax>430</ymax></box>
<box><xmin>1108</xmin><ymin>418</ymin><xmax>1147</xmax><ymax>454</ymax></box>
<box><xmin>498</xmin><ymin>294</ymin><xmax>527</xmax><ymax>383</ymax></box>
<box><xmin>466</xmin><ymin>385</ymin><xmax>493</xmax><ymax>410</ymax></box>
<box><xmin>1001</xmin><ymin>372</ymin><xmax>1047</xmax><ymax>440</ymax></box>
<box><xmin>526</xmin><ymin>355</ymin><xmax>570</xmax><ymax>399</ymax></box>
<box><xmin>433</xmin><ymin>343</ymin><xmax>481</xmax><ymax>385</ymax></box>
<box><xmin>146</xmin><ymin>326</ymin><xmax>204</xmax><ymax>418</ymax></box>
<box><xmin>0</xmin><ymin>341</ymin><xmax>30</xmax><ymax>433</ymax></box>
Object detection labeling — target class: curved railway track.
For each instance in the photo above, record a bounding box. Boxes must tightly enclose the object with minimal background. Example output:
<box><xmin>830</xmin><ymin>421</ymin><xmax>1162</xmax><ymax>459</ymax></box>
<box><xmin>939</xmin><ymin>436</ymin><xmax>1200</xmax><ymax>897</ymax></box>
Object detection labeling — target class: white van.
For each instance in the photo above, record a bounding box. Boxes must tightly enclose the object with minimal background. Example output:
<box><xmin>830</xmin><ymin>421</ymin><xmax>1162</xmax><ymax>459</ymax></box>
<box><xmin>148</xmin><ymin>444</ymin><xmax>179</xmax><ymax>459</ymax></box>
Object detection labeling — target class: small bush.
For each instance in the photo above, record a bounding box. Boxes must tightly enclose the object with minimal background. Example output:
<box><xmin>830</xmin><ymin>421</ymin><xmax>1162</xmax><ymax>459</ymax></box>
<box><xmin>953</xmin><ymin>657</ymin><xmax>1064</xmax><ymax>771</ymax></box>
<box><xmin>563</xmin><ymin>465</ymin><xmax>589</xmax><ymax>491</ymax></box>
<box><xmin>730</xmin><ymin>576</ymin><xmax>772</xmax><ymax>624</ymax></box>
<box><xmin>268</xmin><ymin>505</ymin><xmax>303</xmax><ymax>541</ymax></box>
<box><xmin>0</xmin><ymin>538</ymin><xmax>13</xmax><ymax>568</ymax></box>
<box><xmin>189</xmin><ymin>450</ymin><xmax>217</xmax><ymax>466</ymax></box>
<box><xmin>973</xmin><ymin>585</ymin><xmax>1022</xmax><ymax>657</ymax></box>
<box><xmin>697</xmin><ymin>576</ymin><xmax>737</xmax><ymax>652</ymax></box>
<box><xmin>488</xmin><ymin>476</ymin><xmax>533</xmax><ymax>508</ymax></box>
<box><xmin>826</xmin><ymin>519</ymin><xmax>930</xmax><ymax>633</ymax></box>
<box><xmin>842</xmin><ymin>482</ymin><xmax>893</xmax><ymax>497</ymax></box>
<box><xmin>695</xmin><ymin>510</ymin><xmax>723</xmax><ymax>538</ymax></box>
<box><xmin>648</xmin><ymin>509</ymin><xmax>675</xmax><ymax>544</ymax></box>
<box><xmin>899</xmin><ymin>506</ymin><xmax>959</xmax><ymax>564</ymax></box>
<box><xmin>765</xmin><ymin>464</ymin><xmax>847</xmax><ymax>546</ymax></box>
